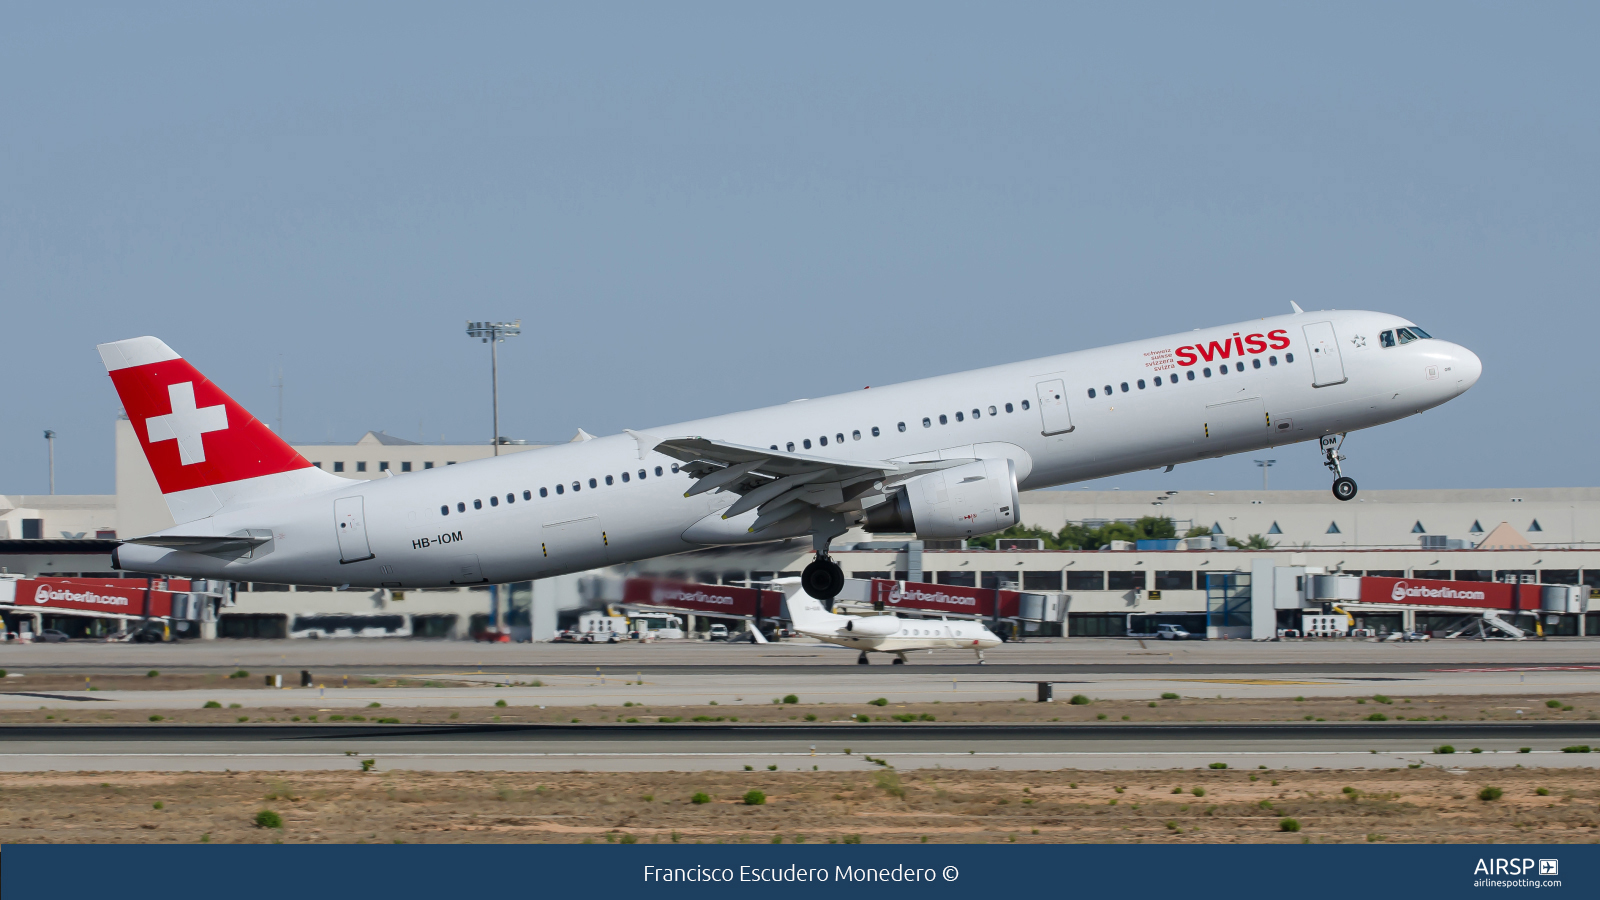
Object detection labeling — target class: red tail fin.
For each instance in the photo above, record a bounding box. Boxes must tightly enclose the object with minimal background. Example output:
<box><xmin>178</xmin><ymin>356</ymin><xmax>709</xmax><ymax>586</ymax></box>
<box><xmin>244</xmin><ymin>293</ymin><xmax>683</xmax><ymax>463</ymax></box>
<box><xmin>98</xmin><ymin>336</ymin><xmax>317</xmax><ymax>500</ymax></box>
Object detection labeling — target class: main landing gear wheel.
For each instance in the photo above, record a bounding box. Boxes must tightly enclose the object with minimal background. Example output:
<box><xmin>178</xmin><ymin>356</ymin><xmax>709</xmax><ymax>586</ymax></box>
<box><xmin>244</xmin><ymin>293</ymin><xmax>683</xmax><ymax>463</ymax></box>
<box><xmin>856</xmin><ymin>652</ymin><xmax>870</xmax><ymax>665</ymax></box>
<box><xmin>892</xmin><ymin>654</ymin><xmax>907</xmax><ymax>665</ymax></box>
<box><xmin>1332</xmin><ymin>476</ymin><xmax>1358</xmax><ymax>501</ymax></box>
<box><xmin>1321</xmin><ymin>433</ymin><xmax>1357</xmax><ymax>502</ymax></box>
<box><xmin>802</xmin><ymin>556</ymin><xmax>846</xmax><ymax>600</ymax></box>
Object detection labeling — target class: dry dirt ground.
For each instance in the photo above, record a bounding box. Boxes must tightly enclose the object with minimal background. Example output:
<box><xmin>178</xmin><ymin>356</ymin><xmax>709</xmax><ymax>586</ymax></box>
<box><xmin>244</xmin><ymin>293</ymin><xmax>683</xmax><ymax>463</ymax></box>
<box><xmin>3</xmin><ymin>692</ymin><xmax>1595</xmax><ymax>726</ymax></box>
<box><xmin>1</xmin><ymin>767</ymin><xmax>1596</xmax><ymax>844</ymax></box>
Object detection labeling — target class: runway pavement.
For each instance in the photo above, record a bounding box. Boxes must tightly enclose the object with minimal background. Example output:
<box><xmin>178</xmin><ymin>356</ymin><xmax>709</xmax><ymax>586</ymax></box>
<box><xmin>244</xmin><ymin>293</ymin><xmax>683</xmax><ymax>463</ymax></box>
<box><xmin>2</xmin><ymin>721</ymin><xmax>1596</xmax><ymax>773</ymax></box>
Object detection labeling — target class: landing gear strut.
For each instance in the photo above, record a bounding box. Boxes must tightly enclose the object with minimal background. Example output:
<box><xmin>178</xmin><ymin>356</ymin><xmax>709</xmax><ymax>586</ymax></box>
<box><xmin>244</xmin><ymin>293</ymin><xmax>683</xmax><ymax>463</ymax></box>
<box><xmin>1321</xmin><ymin>434</ymin><xmax>1357</xmax><ymax>501</ymax></box>
<box><xmin>892</xmin><ymin>653</ymin><xmax>907</xmax><ymax>665</ymax></box>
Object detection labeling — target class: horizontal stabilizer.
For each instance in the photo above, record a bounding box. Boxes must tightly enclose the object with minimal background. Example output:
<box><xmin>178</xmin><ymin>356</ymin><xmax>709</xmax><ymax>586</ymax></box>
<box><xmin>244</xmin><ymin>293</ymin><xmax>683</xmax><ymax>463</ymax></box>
<box><xmin>121</xmin><ymin>533</ymin><xmax>271</xmax><ymax>554</ymax></box>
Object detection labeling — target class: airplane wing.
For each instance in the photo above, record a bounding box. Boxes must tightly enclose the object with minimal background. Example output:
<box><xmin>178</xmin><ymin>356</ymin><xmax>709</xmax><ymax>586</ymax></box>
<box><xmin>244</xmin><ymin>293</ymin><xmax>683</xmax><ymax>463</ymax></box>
<box><xmin>640</xmin><ymin>434</ymin><xmax>968</xmax><ymax>534</ymax></box>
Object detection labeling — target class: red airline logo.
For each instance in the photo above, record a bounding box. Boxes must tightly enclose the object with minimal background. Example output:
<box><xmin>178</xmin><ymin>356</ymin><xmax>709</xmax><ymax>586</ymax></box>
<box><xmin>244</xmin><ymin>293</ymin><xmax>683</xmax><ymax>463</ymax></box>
<box><xmin>146</xmin><ymin>381</ymin><xmax>228</xmax><ymax>465</ymax></box>
<box><xmin>1174</xmin><ymin>329</ymin><xmax>1291</xmax><ymax>367</ymax></box>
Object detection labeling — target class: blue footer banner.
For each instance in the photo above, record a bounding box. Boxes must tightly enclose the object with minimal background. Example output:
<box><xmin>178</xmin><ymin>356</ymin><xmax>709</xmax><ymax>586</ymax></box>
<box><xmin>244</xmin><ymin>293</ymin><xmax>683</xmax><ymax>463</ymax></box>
<box><xmin>4</xmin><ymin>845</ymin><xmax>1597</xmax><ymax>900</ymax></box>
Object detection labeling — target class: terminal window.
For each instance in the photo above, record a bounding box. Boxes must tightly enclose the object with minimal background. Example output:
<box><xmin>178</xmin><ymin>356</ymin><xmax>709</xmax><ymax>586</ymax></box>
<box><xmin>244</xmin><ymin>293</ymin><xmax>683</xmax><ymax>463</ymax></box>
<box><xmin>1108</xmin><ymin>571</ymin><xmax>1146</xmax><ymax>591</ymax></box>
<box><xmin>332</xmin><ymin>461</ymin><xmax>344</xmax><ymax>472</ymax></box>
<box><xmin>1067</xmin><ymin>571</ymin><xmax>1105</xmax><ymax>591</ymax></box>
<box><xmin>1153</xmin><ymin>571</ymin><xmax>1193</xmax><ymax>590</ymax></box>
<box><xmin>401</xmin><ymin>462</ymin><xmax>412</xmax><ymax>472</ymax></box>
<box><xmin>356</xmin><ymin>462</ymin><xmax>367</xmax><ymax>472</ymax></box>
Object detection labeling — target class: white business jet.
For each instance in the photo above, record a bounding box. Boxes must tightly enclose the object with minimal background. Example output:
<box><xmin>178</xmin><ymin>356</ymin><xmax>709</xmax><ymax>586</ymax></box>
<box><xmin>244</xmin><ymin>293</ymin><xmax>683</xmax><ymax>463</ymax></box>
<box><xmin>102</xmin><ymin>306</ymin><xmax>1481</xmax><ymax>619</ymax></box>
<box><xmin>784</xmin><ymin>588</ymin><xmax>1002</xmax><ymax>665</ymax></box>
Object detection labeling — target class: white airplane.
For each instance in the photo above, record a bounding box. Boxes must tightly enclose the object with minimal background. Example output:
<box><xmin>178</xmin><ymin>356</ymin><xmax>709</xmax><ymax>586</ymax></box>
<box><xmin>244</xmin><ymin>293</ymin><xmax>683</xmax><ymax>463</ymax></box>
<box><xmin>103</xmin><ymin>306</ymin><xmax>1481</xmax><ymax>611</ymax></box>
<box><xmin>783</xmin><ymin>587</ymin><xmax>1002</xmax><ymax>665</ymax></box>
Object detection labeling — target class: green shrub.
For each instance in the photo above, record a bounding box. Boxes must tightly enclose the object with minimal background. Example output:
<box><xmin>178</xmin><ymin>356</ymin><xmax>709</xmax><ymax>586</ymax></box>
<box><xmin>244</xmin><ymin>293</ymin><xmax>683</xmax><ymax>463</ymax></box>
<box><xmin>153</xmin><ymin>801</ymin><xmax>164</xmax><ymax>810</ymax></box>
<box><xmin>254</xmin><ymin>810</ymin><xmax>283</xmax><ymax>829</ymax></box>
<box><xmin>1372</xmin><ymin>695</ymin><xmax>1392</xmax><ymax>704</ymax></box>
<box><xmin>1171</xmin><ymin>786</ymin><xmax>1183</xmax><ymax>794</ymax></box>
<box><xmin>1435</xmin><ymin>745</ymin><xmax>1455</xmax><ymax>754</ymax></box>
<box><xmin>1279</xmin><ymin>818</ymin><xmax>1301</xmax><ymax>832</ymax></box>
<box><xmin>377</xmin><ymin>717</ymin><xmax>399</xmax><ymax>724</ymax></box>
<box><xmin>236</xmin><ymin>716</ymin><xmax>249</xmax><ymax>722</ymax></box>
<box><xmin>360</xmin><ymin>759</ymin><xmax>375</xmax><ymax>772</ymax></box>
<box><xmin>868</xmin><ymin>698</ymin><xmax>888</xmax><ymax>707</ymax></box>
<box><xmin>691</xmin><ymin>792</ymin><xmax>711</xmax><ymax>805</ymax></box>
<box><xmin>841</xmin><ymin>834</ymin><xmax>862</xmax><ymax>844</ymax></box>
<box><xmin>1477</xmin><ymin>786</ymin><xmax>1502</xmax><ymax>802</ymax></box>
<box><xmin>146</xmin><ymin>670</ymin><xmax>159</xmax><ymax>678</ymax></box>
<box><xmin>1208</xmin><ymin>762</ymin><xmax>1227</xmax><ymax>769</ymax></box>
<box><xmin>1520</xmin><ymin>747</ymin><xmax>1532</xmax><ymax>754</ymax></box>
<box><xmin>854</xmin><ymin>714</ymin><xmax>870</xmax><ymax>723</ymax></box>
<box><xmin>1367</xmin><ymin>713</ymin><xmax>1388</xmax><ymax>721</ymax></box>
<box><xmin>148</xmin><ymin>715</ymin><xmax>164</xmax><ymax>722</ymax></box>
<box><xmin>229</xmin><ymin>670</ymin><xmax>249</xmax><ymax>679</ymax></box>
<box><xmin>1160</xmin><ymin>692</ymin><xmax>1179</xmax><ymax>700</ymax></box>
<box><xmin>203</xmin><ymin>700</ymin><xmax>221</xmax><ymax>709</ymax></box>
<box><xmin>1470</xmin><ymin>747</ymin><xmax>1483</xmax><ymax>754</ymax></box>
<box><xmin>1546</xmin><ymin>699</ymin><xmax>1564</xmax><ymax>709</ymax></box>
<box><xmin>367</xmin><ymin>702</ymin><xmax>381</xmax><ymax>708</ymax></box>
<box><xmin>804</xmin><ymin>714</ymin><xmax>817</xmax><ymax>722</ymax></box>
<box><xmin>1191</xmin><ymin>787</ymin><xmax>1205</xmax><ymax>797</ymax></box>
<box><xmin>495</xmin><ymin>699</ymin><xmax>507</xmax><ymax>708</ymax></box>
<box><xmin>743</xmin><ymin>790</ymin><xmax>767</xmax><ymax>806</ymax></box>
<box><xmin>783</xmin><ymin>695</ymin><xmax>799</xmax><ymax>704</ymax></box>
<box><xmin>1561</xmin><ymin>745</ymin><xmax>1591</xmax><ymax>754</ymax></box>
<box><xmin>1536</xmin><ymin>787</ymin><xmax>1550</xmax><ymax>796</ymax></box>
<box><xmin>619</xmin><ymin>833</ymin><xmax>637</xmax><ymax>844</ymax></box>
<box><xmin>228</xmin><ymin>703</ymin><xmax>242</xmax><ymax>709</ymax></box>
<box><xmin>658</xmin><ymin>716</ymin><xmax>682</xmax><ymax>723</ymax></box>
<box><xmin>1069</xmin><ymin>694</ymin><xmax>1091</xmax><ymax>705</ymax></box>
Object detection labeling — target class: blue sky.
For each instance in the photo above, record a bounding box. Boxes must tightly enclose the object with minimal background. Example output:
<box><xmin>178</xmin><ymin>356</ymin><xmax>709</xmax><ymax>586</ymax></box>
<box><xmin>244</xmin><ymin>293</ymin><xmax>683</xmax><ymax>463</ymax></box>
<box><xmin>2</xmin><ymin>3</ymin><xmax>1595</xmax><ymax>495</ymax></box>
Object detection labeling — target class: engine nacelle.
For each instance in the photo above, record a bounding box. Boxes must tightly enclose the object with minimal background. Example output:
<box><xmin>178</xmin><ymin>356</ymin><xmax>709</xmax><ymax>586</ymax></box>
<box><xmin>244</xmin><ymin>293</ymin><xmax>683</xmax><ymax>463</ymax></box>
<box><xmin>863</xmin><ymin>458</ymin><xmax>1019</xmax><ymax>540</ymax></box>
<box><xmin>843</xmin><ymin>616</ymin><xmax>901</xmax><ymax>636</ymax></box>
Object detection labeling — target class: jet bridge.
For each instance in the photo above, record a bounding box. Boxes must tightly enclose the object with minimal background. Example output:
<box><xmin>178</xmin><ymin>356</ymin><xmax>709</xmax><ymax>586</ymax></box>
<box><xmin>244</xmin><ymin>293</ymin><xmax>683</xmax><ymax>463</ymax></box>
<box><xmin>1302</xmin><ymin>574</ymin><xmax>1588</xmax><ymax>640</ymax></box>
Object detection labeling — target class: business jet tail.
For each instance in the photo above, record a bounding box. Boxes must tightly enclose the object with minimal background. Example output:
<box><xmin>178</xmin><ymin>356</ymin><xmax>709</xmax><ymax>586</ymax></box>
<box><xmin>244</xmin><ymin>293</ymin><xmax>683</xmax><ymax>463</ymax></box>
<box><xmin>98</xmin><ymin>336</ymin><xmax>342</xmax><ymax>525</ymax></box>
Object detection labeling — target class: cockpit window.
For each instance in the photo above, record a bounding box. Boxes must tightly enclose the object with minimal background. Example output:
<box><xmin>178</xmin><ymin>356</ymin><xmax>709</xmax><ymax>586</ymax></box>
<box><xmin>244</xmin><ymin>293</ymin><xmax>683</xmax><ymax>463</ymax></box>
<box><xmin>1396</xmin><ymin>327</ymin><xmax>1418</xmax><ymax>344</ymax></box>
<box><xmin>1408</xmin><ymin>326</ymin><xmax>1431</xmax><ymax>339</ymax></box>
<box><xmin>1379</xmin><ymin>330</ymin><xmax>1396</xmax><ymax>348</ymax></box>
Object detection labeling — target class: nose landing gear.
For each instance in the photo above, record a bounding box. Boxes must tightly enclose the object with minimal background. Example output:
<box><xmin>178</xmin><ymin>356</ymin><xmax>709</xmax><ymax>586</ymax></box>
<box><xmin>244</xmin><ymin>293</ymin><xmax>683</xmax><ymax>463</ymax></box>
<box><xmin>1321</xmin><ymin>434</ymin><xmax>1358</xmax><ymax>501</ymax></box>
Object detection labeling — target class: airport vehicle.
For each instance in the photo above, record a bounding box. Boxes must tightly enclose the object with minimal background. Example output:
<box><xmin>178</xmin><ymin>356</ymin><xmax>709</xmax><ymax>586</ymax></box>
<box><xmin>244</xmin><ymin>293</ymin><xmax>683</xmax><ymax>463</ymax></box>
<box><xmin>1154</xmin><ymin>624</ymin><xmax>1191</xmax><ymax>640</ymax></box>
<box><xmin>706</xmin><ymin>623</ymin><xmax>730</xmax><ymax>642</ymax></box>
<box><xmin>35</xmin><ymin>629</ymin><xmax>71</xmax><ymax>643</ymax></box>
<box><xmin>101</xmin><ymin>308</ymin><xmax>1481</xmax><ymax>600</ymax></box>
<box><xmin>785</xmin><ymin>588</ymin><xmax>1002</xmax><ymax>664</ymax></box>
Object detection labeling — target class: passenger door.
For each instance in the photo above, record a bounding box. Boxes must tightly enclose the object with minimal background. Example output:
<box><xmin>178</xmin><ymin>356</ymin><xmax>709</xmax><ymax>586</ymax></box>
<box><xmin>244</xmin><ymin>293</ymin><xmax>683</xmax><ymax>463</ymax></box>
<box><xmin>334</xmin><ymin>496</ymin><xmax>374</xmax><ymax>563</ymax></box>
<box><xmin>1301</xmin><ymin>321</ymin><xmax>1348</xmax><ymax>387</ymax></box>
<box><xmin>1034</xmin><ymin>379</ymin><xmax>1074</xmax><ymax>435</ymax></box>
<box><xmin>1201</xmin><ymin>397</ymin><xmax>1269</xmax><ymax>453</ymax></box>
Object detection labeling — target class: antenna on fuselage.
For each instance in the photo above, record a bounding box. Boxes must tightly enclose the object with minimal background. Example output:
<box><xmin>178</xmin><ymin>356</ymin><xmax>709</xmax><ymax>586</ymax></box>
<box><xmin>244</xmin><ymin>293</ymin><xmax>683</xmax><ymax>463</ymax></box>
<box><xmin>1289</xmin><ymin>301</ymin><xmax>1304</xmax><ymax>314</ymax></box>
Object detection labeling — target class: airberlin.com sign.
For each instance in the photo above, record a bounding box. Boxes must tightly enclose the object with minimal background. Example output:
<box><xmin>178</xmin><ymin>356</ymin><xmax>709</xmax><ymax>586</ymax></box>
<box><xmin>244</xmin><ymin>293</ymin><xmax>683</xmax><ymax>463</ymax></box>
<box><xmin>1358</xmin><ymin>576</ymin><xmax>1518</xmax><ymax>611</ymax></box>
<box><xmin>871</xmin><ymin>580</ymin><xmax>1021</xmax><ymax>617</ymax></box>
<box><xmin>21</xmin><ymin>579</ymin><xmax>172</xmax><ymax>617</ymax></box>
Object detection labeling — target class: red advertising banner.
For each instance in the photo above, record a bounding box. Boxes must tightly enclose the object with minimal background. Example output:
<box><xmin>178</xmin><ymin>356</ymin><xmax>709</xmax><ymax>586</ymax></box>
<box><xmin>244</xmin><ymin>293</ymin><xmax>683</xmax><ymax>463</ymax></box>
<box><xmin>15</xmin><ymin>579</ymin><xmax>174</xmax><ymax>618</ymax></box>
<box><xmin>621</xmin><ymin>578</ymin><xmax>783</xmax><ymax>618</ymax></box>
<box><xmin>871</xmin><ymin>579</ymin><xmax>1021</xmax><ymax>618</ymax></box>
<box><xmin>1357</xmin><ymin>576</ymin><xmax>1530</xmax><ymax>611</ymax></box>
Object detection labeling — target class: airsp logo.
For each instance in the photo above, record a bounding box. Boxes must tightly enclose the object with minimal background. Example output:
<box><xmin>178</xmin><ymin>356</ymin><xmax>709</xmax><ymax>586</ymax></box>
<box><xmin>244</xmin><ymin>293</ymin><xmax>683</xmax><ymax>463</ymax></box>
<box><xmin>1539</xmin><ymin>859</ymin><xmax>1559</xmax><ymax>876</ymax></box>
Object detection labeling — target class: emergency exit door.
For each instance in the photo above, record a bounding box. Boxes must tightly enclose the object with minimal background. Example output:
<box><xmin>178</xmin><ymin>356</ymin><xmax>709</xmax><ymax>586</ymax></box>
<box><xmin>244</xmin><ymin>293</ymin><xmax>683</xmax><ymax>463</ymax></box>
<box><xmin>1034</xmin><ymin>379</ymin><xmax>1075</xmax><ymax>435</ymax></box>
<box><xmin>1301</xmin><ymin>321</ymin><xmax>1348</xmax><ymax>387</ymax></box>
<box><xmin>334</xmin><ymin>496</ymin><xmax>374</xmax><ymax>563</ymax></box>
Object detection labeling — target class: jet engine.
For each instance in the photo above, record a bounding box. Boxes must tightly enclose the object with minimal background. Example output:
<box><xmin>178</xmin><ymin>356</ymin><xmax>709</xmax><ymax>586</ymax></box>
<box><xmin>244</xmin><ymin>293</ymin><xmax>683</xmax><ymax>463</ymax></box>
<box><xmin>843</xmin><ymin>616</ymin><xmax>901</xmax><ymax>636</ymax></box>
<box><xmin>862</xmin><ymin>457</ymin><xmax>1019</xmax><ymax>540</ymax></box>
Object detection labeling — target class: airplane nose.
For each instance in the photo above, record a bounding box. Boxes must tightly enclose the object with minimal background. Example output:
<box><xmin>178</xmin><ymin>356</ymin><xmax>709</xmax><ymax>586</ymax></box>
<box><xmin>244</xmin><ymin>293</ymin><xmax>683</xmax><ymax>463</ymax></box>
<box><xmin>1455</xmin><ymin>344</ymin><xmax>1482</xmax><ymax>391</ymax></box>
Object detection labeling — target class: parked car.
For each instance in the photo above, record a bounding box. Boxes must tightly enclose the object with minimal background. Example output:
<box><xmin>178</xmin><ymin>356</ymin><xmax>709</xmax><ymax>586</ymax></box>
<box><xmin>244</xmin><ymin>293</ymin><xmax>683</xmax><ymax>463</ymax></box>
<box><xmin>36</xmin><ymin>629</ymin><xmax>72</xmax><ymax>643</ymax></box>
<box><xmin>1154</xmin><ymin>624</ymin><xmax>1191</xmax><ymax>640</ymax></box>
<box><xmin>706</xmin><ymin>623</ymin><xmax>730</xmax><ymax>642</ymax></box>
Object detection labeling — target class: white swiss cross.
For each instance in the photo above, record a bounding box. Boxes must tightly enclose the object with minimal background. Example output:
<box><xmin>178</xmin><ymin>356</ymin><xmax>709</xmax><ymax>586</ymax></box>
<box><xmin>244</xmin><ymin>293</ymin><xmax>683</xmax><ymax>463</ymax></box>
<box><xmin>145</xmin><ymin>381</ymin><xmax>228</xmax><ymax>465</ymax></box>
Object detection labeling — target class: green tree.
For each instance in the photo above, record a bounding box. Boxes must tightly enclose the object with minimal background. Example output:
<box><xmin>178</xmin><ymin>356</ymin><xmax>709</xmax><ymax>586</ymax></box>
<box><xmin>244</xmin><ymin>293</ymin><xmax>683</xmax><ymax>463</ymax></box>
<box><xmin>1183</xmin><ymin>525</ymin><xmax>1213</xmax><ymax>538</ymax></box>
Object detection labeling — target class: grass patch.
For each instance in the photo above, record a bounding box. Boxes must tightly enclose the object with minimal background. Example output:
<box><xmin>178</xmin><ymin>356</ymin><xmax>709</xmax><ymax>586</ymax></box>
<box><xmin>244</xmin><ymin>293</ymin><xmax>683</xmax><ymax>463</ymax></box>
<box><xmin>1279</xmin><ymin>818</ymin><xmax>1300</xmax><ymax>833</ymax></box>
<box><xmin>1160</xmin><ymin>692</ymin><xmax>1179</xmax><ymax>700</ymax></box>
<box><xmin>254</xmin><ymin>810</ymin><xmax>283</xmax><ymax>829</ymax></box>
<box><xmin>1477</xmin><ymin>786</ymin><xmax>1503</xmax><ymax>802</ymax></box>
<box><xmin>743</xmin><ymin>790</ymin><xmax>767</xmax><ymax>806</ymax></box>
<box><xmin>691</xmin><ymin>792</ymin><xmax>711</xmax><ymax>805</ymax></box>
<box><xmin>1069</xmin><ymin>694</ymin><xmax>1091</xmax><ymax>705</ymax></box>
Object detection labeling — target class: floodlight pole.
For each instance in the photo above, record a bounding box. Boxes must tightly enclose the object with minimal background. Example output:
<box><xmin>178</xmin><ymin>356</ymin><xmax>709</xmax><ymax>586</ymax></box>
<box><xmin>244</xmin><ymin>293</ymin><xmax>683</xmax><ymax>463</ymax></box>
<box><xmin>465</xmin><ymin>320</ymin><xmax>521</xmax><ymax>455</ymax></box>
<box><xmin>1254</xmin><ymin>459</ymin><xmax>1276</xmax><ymax>491</ymax></box>
<box><xmin>44</xmin><ymin>430</ymin><xmax>56</xmax><ymax>494</ymax></box>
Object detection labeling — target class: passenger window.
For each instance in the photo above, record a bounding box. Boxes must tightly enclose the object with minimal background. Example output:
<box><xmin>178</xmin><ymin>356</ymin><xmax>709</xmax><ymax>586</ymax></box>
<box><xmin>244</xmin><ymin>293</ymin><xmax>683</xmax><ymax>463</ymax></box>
<box><xmin>971</xmin><ymin>408</ymin><xmax>980</xmax><ymax>419</ymax></box>
<box><xmin>1021</xmin><ymin>400</ymin><xmax>1029</xmax><ymax>410</ymax></box>
<box><xmin>539</xmin><ymin>487</ymin><xmax>548</xmax><ymax>497</ymax></box>
<box><xmin>1088</xmin><ymin>388</ymin><xmax>1096</xmax><ymax>398</ymax></box>
<box><xmin>572</xmin><ymin>481</ymin><xmax>581</xmax><ymax>492</ymax></box>
<box><xmin>922</xmin><ymin>417</ymin><xmax>931</xmax><ymax>428</ymax></box>
<box><xmin>474</xmin><ymin>499</ymin><xmax>483</xmax><ymax>509</ymax></box>
<box><xmin>1285</xmin><ymin>353</ymin><xmax>1295</xmax><ymax>363</ymax></box>
<box><xmin>852</xmin><ymin>430</ymin><xmax>861</xmax><ymax>440</ymax></box>
<box><xmin>638</xmin><ymin>469</ymin><xmax>646</xmax><ymax>480</ymax></box>
<box><xmin>457</xmin><ymin>502</ymin><xmax>466</xmax><ymax>512</ymax></box>
<box><xmin>954</xmin><ymin>411</ymin><xmax>963</xmax><ymax>422</ymax></box>
<box><xmin>1103</xmin><ymin>384</ymin><xmax>1112</xmax><ymax>396</ymax></box>
<box><xmin>1154</xmin><ymin>376</ymin><xmax>1162</xmax><ymax>386</ymax></box>
<box><xmin>605</xmin><ymin>475</ymin><xmax>613</xmax><ymax>485</ymax></box>
<box><xmin>897</xmin><ymin>422</ymin><xmax>907</xmax><ymax>431</ymax></box>
<box><xmin>1252</xmin><ymin>358</ymin><xmax>1261</xmax><ymax>369</ymax></box>
<box><xmin>440</xmin><ymin>505</ymin><xmax>449</xmax><ymax>516</ymax></box>
<box><xmin>655</xmin><ymin>466</ymin><xmax>664</xmax><ymax>476</ymax></box>
<box><xmin>523</xmin><ymin>490</ymin><xmax>531</xmax><ymax>500</ymax></box>
<box><xmin>770</xmin><ymin>445</ymin><xmax>778</xmax><ymax>450</ymax></box>
<box><xmin>506</xmin><ymin>493</ymin><xmax>514</xmax><ymax>503</ymax></box>
<box><xmin>1137</xmin><ymin>379</ymin><xmax>1145</xmax><ymax>389</ymax></box>
<box><xmin>671</xmin><ymin>464</ymin><xmax>680</xmax><ymax>473</ymax></box>
<box><xmin>621</xmin><ymin>472</ymin><xmax>630</xmax><ymax>482</ymax></box>
<box><xmin>1203</xmin><ymin>367</ymin><xmax>1212</xmax><ymax>377</ymax></box>
<box><xmin>872</xmin><ymin>426</ymin><xmax>881</xmax><ymax>436</ymax></box>
<box><xmin>836</xmin><ymin>433</ymin><xmax>844</xmax><ymax>443</ymax></box>
<box><xmin>786</xmin><ymin>442</ymin><xmax>795</xmax><ymax>452</ymax></box>
<box><xmin>1218</xmin><ymin>365</ymin><xmax>1227</xmax><ymax>375</ymax></box>
<box><xmin>803</xmin><ymin>439</ymin><xmax>812</xmax><ymax>449</ymax></box>
<box><xmin>1269</xmin><ymin>355</ymin><xmax>1277</xmax><ymax>366</ymax></box>
<box><xmin>1235</xmin><ymin>362</ymin><xmax>1244</xmax><ymax>372</ymax></box>
<box><xmin>555</xmin><ymin>485</ymin><xmax>564</xmax><ymax>495</ymax></box>
<box><xmin>1187</xmin><ymin>370</ymin><xmax>1196</xmax><ymax>380</ymax></box>
<box><xmin>939</xmin><ymin>414</ymin><xmax>948</xmax><ymax>424</ymax></box>
<box><xmin>1004</xmin><ymin>403</ymin><xmax>1013</xmax><ymax>413</ymax></box>
<box><xmin>589</xmin><ymin>478</ymin><xmax>598</xmax><ymax>488</ymax></box>
<box><xmin>1120</xmin><ymin>382</ymin><xmax>1129</xmax><ymax>392</ymax></box>
<box><xmin>818</xmin><ymin>436</ymin><xmax>827</xmax><ymax>446</ymax></box>
<box><xmin>988</xmin><ymin>406</ymin><xmax>997</xmax><ymax>415</ymax></box>
<box><xmin>1396</xmin><ymin>327</ymin><xmax>1417</xmax><ymax>344</ymax></box>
